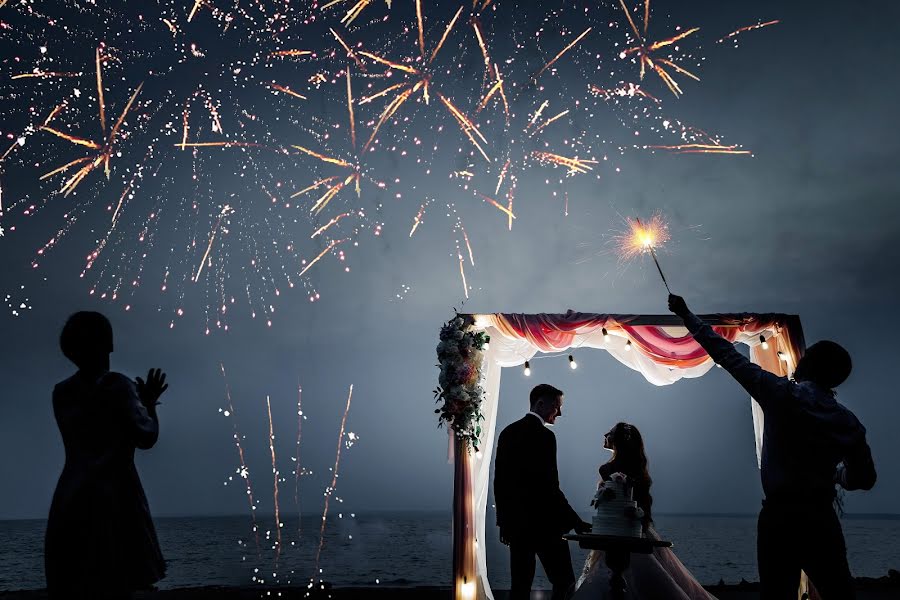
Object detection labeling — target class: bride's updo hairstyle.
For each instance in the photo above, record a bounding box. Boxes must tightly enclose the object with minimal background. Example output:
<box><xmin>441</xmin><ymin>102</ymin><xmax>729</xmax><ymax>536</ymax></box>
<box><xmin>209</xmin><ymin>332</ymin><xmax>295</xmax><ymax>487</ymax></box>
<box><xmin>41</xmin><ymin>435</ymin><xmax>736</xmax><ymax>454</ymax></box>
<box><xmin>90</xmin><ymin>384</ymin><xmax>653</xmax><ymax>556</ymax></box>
<box><xmin>604</xmin><ymin>422</ymin><xmax>653</xmax><ymax>522</ymax></box>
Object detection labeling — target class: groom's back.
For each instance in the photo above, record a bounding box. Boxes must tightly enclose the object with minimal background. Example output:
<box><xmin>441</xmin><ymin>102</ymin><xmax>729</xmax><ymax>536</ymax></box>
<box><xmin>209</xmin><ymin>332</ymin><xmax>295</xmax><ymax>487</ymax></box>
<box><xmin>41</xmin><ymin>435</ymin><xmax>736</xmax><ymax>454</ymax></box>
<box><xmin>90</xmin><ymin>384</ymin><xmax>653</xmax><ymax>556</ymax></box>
<box><xmin>494</xmin><ymin>416</ymin><xmax>555</xmax><ymax>538</ymax></box>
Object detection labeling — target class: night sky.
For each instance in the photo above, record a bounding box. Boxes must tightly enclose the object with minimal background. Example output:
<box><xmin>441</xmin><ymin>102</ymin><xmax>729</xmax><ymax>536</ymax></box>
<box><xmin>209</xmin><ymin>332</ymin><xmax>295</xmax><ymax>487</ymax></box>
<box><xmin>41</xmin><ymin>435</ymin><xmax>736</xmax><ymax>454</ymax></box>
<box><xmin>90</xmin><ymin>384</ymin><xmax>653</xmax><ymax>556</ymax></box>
<box><xmin>1</xmin><ymin>0</ymin><xmax>898</xmax><ymax>526</ymax></box>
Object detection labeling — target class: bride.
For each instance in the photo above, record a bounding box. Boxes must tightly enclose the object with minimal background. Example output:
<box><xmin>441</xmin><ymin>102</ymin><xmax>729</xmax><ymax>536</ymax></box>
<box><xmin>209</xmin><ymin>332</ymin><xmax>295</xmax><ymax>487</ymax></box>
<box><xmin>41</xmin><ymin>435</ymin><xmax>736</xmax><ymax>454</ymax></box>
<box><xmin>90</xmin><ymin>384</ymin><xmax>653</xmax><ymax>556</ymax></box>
<box><xmin>572</xmin><ymin>422</ymin><xmax>716</xmax><ymax>600</ymax></box>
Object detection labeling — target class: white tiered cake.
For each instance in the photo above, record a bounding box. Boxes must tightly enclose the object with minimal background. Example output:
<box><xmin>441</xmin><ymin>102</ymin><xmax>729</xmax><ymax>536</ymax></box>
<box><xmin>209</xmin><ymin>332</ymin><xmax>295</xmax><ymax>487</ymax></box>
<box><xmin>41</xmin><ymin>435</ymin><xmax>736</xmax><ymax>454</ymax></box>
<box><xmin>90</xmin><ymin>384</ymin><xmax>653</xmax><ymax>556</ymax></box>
<box><xmin>590</xmin><ymin>473</ymin><xmax>643</xmax><ymax>538</ymax></box>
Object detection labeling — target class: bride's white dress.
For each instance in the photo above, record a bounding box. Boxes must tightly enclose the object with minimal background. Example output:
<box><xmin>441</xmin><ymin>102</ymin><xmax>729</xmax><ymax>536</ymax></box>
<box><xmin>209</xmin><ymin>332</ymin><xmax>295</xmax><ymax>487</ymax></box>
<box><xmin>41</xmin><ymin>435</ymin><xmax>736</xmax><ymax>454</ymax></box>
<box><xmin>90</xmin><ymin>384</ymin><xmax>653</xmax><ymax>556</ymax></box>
<box><xmin>572</xmin><ymin>524</ymin><xmax>717</xmax><ymax>600</ymax></box>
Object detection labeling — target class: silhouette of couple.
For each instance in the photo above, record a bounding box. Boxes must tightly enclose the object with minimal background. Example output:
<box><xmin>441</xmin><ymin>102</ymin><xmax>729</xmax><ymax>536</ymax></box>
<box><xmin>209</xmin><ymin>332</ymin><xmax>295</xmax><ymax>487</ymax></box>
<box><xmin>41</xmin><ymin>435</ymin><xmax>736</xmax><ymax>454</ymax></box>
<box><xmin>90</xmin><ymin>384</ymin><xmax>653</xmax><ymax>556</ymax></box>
<box><xmin>493</xmin><ymin>294</ymin><xmax>877</xmax><ymax>600</ymax></box>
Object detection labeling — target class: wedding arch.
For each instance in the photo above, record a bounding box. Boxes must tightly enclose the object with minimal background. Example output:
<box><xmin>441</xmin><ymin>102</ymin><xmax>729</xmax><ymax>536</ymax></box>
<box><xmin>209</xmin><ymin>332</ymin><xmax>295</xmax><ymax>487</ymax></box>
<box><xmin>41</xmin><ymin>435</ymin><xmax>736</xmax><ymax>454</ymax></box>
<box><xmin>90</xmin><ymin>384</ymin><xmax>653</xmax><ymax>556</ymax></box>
<box><xmin>436</xmin><ymin>310</ymin><xmax>806</xmax><ymax>600</ymax></box>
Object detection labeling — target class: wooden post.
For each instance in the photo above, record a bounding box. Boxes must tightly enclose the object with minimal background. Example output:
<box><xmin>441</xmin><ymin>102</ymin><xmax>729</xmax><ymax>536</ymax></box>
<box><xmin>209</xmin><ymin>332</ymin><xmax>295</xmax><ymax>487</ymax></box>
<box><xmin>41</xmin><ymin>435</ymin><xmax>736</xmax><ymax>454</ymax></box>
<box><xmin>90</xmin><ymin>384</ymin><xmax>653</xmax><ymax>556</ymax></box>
<box><xmin>452</xmin><ymin>433</ymin><xmax>477</xmax><ymax>600</ymax></box>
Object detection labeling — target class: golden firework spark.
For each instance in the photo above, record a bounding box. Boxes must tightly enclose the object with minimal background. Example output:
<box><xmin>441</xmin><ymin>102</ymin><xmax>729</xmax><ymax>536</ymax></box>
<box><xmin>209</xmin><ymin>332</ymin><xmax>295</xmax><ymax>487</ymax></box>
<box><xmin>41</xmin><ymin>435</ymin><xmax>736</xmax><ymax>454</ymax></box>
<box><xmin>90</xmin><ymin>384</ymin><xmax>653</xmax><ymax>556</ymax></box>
<box><xmin>717</xmin><ymin>20</ymin><xmax>780</xmax><ymax>44</ymax></box>
<box><xmin>648</xmin><ymin>143</ymin><xmax>751</xmax><ymax>155</ymax></box>
<box><xmin>268</xmin><ymin>83</ymin><xmax>308</xmax><ymax>100</ymax></box>
<box><xmin>589</xmin><ymin>82</ymin><xmax>661</xmax><ymax>104</ymax></box>
<box><xmin>618</xmin><ymin>0</ymin><xmax>700</xmax><ymax>97</ymax></box>
<box><xmin>40</xmin><ymin>71</ymin><xmax>144</xmax><ymax>196</ymax></box>
<box><xmin>531</xmin><ymin>151</ymin><xmax>597</xmax><ymax>174</ymax></box>
<box><xmin>193</xmin><ymin>205</ymin><xmax>234</xmax><ymax>283</ymax></box>
<box><xmin>534</xmin><ymin>27</ymin><xmax>592</xmax><ymax>81</ymax></box>
<box><xmin>322</xmin><ymin>0</ymin><xmax>392</xmax><ymax>27</ymax></box>
<box><xmin>299</xmin><ymin>239</ymin><xmax>344</xmax><ymax>278</ymax></box>
<box><xmin>356</xmin><ymin>6</ymin><xmax>488</xmax><ymax>160</ymax></box>
<box><xmin>11</xmin><ymin>71</ymin><xmax>82</xmax><ymax>80</ymax></box>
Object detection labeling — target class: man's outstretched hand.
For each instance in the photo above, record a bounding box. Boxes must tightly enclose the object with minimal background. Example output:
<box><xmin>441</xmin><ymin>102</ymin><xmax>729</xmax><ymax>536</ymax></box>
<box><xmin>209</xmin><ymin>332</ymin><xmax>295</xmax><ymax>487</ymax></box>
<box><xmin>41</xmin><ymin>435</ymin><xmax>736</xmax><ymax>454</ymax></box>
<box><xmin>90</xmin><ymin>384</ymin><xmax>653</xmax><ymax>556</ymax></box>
<box><xmin>574</xmin><ymin>520</ymin><xmax>592</xmax><ymax>535</ymax></box>
<box><xmin>136</xmin><ymin>368</ymin><xmax>168</xmax><ymax>408</ymax></box>
<box><xmin>668</xmin><ymin>294</ymin><xmax>690</xmax><ymax>318</ymax></box>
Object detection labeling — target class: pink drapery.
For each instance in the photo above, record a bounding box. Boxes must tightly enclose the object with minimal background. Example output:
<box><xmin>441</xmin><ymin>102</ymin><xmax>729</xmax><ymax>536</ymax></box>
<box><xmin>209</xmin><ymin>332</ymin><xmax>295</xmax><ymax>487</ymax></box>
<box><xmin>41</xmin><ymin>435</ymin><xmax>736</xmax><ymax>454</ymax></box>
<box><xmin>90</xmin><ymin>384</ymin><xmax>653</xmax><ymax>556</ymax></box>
<box><xmin>493</xmin><ymin>311</ymin><xmax>783</xmax><ymax>366</ymax></box>
<box><xmin>452</xmin><ymin>311</ymin><xmax>807</xmax><ymax>600</ymax></box>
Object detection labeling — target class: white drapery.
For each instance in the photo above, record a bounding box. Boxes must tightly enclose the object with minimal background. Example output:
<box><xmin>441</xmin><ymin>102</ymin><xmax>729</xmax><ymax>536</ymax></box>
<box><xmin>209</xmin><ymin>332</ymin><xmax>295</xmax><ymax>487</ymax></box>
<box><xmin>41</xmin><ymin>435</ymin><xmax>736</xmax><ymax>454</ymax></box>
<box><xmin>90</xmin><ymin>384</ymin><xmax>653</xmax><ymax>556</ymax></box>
<box><xmin>456</xmin><ymin>313</ymin><xmax>803</xmax><ymax>600</ymax></box>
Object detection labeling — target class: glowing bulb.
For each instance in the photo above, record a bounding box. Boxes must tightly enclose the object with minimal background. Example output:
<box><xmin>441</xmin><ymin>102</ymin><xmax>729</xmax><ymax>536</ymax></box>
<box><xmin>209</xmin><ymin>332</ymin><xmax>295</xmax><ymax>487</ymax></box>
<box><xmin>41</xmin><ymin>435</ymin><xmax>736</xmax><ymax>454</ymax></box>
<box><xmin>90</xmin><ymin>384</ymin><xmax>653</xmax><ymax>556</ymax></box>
<box><xmin>759</xmin><ymin>334</ymin><xmax>769</xmax><ymax>351</ymax></box>
<box><xmin>461</xmin><ymin>579</ymin><xmax>476</xmax><ymax>599</ymax></box>
<box><xmin>569</xmin><ymin>355</ymin><xmax>577</xmax><ymax>370</ymax></box>
<box><xmin>777</xmin><ymin>351</ymin><xmax>787</xmax><ymax>362</ymax></box>
<box><xmin>523</xmin><ymin>361</ymin><xmax>531</xmax><ymax>377</ymax></box>
<box><xmin>602</xmin><ymin>327</ymin><xmax>610</xmax><ymax>343</ymax></box>
<box><xmin>624</xmin><ymin>340</ymin><xmax>632</xmax><ymax>351</ymax></box>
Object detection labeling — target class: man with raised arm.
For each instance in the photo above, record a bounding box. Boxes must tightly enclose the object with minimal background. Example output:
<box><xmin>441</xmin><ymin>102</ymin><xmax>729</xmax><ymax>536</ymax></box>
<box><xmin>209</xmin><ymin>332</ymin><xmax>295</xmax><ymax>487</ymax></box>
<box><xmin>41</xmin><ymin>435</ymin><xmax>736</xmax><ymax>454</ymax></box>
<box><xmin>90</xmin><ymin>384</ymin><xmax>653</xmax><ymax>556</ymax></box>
<box><xmin>668</xmin><ymin>293</ymin><xmax>876</xmax><ymax>599</ymax></box>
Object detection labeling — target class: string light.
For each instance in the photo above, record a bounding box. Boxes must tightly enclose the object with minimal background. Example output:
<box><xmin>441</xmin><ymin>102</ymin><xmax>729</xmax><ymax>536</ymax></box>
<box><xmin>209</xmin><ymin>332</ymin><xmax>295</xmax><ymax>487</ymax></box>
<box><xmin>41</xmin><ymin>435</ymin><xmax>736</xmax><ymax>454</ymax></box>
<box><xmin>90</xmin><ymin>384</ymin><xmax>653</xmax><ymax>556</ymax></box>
<box><xmin>759</xmin><ymin>334</ymin><xmax>769</xmax><ymax>350</ymax></box>
<box><xmin>602</xmin><ymin>327</ymin><xmax>611</xmax><ymax>343</ymax></box>
<box><xmin>568</xmin><ymin>355</ymin><xmax>577</xmax><ymax>370</ymax></box>
<box><xmin>523</xmin><ymin>361</ymin><xmax>531</xmax><ymax>377</ymax></box>
<box><xmin>777</xmin><ymin>351</ymin><xmax>787</xmax><ymax>362</ymax></box>
<box><xmin>624</xmin><ymin>340</ymin><xmax>632</xmax><ymax>351</ymax></box>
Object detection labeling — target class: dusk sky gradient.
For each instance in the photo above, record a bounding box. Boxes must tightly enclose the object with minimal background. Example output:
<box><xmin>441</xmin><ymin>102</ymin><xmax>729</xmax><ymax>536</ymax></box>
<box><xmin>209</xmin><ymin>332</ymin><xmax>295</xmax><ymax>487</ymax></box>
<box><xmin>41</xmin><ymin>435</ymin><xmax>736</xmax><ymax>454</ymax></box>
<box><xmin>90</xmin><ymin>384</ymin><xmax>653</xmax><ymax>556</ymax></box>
<box><xmin>1</xmin><ymin>0</ymin><xmax>898</xmax><ymax>527</ymax></box>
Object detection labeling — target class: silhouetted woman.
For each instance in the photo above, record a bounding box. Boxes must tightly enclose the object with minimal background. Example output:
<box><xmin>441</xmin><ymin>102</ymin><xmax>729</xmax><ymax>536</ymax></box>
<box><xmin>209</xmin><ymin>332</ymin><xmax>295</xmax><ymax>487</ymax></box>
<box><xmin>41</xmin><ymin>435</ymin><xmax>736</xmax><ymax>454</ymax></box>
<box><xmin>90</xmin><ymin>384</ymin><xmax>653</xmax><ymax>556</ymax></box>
<box><xmin>573</xmin><ymin>422</ymin><xmax>716</xmax><ymax>599</ymax></box>
<box><xmin>45</xmin><ymin>312</ymin><xmax>168</xmax><ymax>599</ymax></box>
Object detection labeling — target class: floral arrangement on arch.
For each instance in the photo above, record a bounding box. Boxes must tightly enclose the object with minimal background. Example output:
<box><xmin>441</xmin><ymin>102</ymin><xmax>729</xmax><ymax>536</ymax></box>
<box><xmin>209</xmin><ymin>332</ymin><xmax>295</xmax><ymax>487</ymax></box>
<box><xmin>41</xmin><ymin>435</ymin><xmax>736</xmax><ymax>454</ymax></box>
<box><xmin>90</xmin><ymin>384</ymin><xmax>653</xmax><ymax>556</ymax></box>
<box><xmin>434</xmin><ymin>313</ymin><xmax>490</xmax><ymax>452</ymax></box>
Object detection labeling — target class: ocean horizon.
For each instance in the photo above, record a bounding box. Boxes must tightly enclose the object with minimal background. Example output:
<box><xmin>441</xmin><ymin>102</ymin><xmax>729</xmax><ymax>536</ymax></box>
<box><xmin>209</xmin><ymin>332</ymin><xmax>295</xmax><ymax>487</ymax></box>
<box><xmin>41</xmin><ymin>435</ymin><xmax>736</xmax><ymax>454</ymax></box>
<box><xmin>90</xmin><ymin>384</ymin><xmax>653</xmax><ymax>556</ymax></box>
<box><xmin>2</xmin><ymin>512</ymin><xmax>898</xmax><ymax>592</ymax></box>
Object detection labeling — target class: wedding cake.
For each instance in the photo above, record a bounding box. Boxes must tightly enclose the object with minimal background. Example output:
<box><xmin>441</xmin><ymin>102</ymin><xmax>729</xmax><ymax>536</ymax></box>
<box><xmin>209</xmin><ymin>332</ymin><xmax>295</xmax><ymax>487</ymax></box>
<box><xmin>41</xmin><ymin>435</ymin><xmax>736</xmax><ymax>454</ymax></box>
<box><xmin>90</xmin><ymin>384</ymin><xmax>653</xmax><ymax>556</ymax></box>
<box><xmin>590</xmin><ymin>473</ymin><xmax>644</xmax><ymax>537</ymax></box>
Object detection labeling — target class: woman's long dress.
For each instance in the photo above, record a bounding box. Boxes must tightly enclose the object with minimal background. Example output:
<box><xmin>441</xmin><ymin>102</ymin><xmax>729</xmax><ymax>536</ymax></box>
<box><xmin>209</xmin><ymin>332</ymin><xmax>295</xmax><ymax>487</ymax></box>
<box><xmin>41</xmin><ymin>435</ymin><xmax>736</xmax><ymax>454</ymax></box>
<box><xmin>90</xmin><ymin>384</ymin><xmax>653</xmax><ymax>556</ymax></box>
<box><xmin>572</xmin><ymin>524</ymin><xmax>717</xmax><ymax>600</ymax></box>
<box><xmin>45</xmin><ymin>371</ymin><xmax>166</xmax><ymax>597</ymax></box>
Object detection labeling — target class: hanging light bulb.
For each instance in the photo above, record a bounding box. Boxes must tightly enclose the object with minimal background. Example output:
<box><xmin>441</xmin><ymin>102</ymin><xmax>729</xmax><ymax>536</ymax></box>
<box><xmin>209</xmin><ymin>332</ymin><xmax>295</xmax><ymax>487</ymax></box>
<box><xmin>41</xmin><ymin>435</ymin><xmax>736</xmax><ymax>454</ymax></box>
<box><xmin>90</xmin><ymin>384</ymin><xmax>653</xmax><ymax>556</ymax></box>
<box><xmin>759</xmin><ymin>334</ymin><xmax>769</xmax><ymax>351</ymax></box>
<box><xmin>624</xmin><ymin>340</ymin><xmax>632</xmax><ymax>351</ymax></box>
<box><xmin>602</xmin><ymin>327</ymin><xmax>611</xmax><ymax>343</ymax></box>
<box><xmin>568</xmin><ymin>355</ymin><xmax>578</xmax><ymax>370</ymax></box>
<box><xmin>777</xmin><ymin>351</ymin><xmax>787</xmax><ymax>362</ymax></box>
<box><xmin>523</xmin><ymin>361</ymin><xmax>531</xmax><ymax>376</ymax></box>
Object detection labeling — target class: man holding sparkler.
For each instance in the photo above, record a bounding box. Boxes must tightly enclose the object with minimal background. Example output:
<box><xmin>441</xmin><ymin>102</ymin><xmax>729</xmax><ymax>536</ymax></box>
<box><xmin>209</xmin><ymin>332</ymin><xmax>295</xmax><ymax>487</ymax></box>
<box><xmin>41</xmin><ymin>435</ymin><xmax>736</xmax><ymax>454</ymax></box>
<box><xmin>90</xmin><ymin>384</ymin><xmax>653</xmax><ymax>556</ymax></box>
<box><xmin>668</xmin><ymin>294</ymin><xmax>876</xmax><ymax>599</ymax></box>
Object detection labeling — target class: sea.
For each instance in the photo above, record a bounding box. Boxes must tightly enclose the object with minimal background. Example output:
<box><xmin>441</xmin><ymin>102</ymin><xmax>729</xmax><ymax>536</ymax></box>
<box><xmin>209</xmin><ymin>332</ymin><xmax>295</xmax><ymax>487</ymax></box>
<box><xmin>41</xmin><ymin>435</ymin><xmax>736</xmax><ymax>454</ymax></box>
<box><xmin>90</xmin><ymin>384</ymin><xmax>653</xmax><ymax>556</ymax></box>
<box><xmin>1</xmin><ymin>513</ymin><xmax>897</xmax><ymax>592</ymax></box>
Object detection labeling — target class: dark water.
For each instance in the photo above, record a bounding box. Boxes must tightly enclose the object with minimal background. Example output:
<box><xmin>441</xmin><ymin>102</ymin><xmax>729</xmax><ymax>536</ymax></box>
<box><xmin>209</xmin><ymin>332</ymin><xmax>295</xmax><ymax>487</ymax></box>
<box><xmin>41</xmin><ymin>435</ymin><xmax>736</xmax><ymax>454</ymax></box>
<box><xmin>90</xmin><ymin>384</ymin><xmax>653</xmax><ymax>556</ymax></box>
<box><xmin>2</xmin><ymin>513</ymin><xmax>898</xmax><ymax>591</ymax></box>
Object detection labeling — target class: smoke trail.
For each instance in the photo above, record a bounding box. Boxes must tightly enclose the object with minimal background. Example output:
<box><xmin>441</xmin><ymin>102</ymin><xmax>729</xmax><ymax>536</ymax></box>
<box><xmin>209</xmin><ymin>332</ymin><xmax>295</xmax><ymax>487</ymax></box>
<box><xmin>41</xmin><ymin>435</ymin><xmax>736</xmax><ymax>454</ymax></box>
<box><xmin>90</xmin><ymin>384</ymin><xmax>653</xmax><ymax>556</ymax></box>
<box><xmin>294</xmin><ymin>379</ymin><xmax>303</xmax><ymax>541</ymax></box>
<box><xmin>313</xmin><ymin>384</ymin><xmax>354</xmax><ymax>580</ymax></box>
<box><xmin>219</xmin><ymin>362</ymin><xmax>260</xmax><ymax>560</ymax></box>
<box><xmin>265</xmin><ymin>394</ymin><xmax>282</xmax><ymax>569</ymax></box>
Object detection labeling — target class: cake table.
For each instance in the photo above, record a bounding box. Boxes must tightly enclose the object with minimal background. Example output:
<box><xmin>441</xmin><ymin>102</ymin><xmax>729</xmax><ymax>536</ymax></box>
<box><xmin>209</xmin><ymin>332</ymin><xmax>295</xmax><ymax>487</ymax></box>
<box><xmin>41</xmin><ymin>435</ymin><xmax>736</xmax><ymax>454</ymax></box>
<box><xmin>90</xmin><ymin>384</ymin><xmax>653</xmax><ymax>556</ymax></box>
<box><xmin>563</xmin><ymin>534</ymin><xmax>672</xmax><ymax>599</ymax></box>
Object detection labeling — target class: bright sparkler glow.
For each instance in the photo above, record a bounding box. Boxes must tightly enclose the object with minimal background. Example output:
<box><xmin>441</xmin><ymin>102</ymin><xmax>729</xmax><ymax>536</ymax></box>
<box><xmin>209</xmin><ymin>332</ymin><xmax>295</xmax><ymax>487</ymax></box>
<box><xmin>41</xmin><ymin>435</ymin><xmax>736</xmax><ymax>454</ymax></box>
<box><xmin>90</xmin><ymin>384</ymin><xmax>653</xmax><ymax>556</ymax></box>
<box><xmin>615</xmin><ymin>213</ymin><xmax>670</xmax><ymax>261</ymax></box>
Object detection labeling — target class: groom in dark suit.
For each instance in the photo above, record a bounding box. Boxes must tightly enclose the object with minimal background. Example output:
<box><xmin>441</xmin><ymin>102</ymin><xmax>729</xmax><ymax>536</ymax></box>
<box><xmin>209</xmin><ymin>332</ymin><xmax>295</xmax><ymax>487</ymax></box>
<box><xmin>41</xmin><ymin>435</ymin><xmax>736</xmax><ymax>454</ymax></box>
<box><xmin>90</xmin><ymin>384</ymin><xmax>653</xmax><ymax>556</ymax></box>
<box><xmin>494</xmin><ymin>383</ymin><xmax>590</xmax><ymax>600</ymax></box>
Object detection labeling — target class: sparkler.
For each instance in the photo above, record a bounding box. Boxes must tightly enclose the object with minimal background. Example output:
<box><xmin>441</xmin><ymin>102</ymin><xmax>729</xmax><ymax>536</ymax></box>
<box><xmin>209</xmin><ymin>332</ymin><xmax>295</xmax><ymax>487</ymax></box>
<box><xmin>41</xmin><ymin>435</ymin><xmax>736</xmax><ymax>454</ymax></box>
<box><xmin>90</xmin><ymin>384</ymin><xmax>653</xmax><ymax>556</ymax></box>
<box><xmin>616</xmin><ymin>214</ymin><xmax>671</xmax><ymax>292</ymax></box>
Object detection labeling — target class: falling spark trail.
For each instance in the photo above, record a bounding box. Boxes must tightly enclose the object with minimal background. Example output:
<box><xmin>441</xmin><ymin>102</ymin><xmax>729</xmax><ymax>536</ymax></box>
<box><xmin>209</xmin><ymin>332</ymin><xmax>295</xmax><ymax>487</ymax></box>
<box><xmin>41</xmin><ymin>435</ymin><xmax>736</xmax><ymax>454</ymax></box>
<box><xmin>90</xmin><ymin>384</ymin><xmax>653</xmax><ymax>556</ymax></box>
<box><xmin>219</xmin><ymin>363</ymin><xmax>260</xmax><ymax>560</ymax></box>
<box><xmin>314</xmin><ymin>385</ymin><xmax>354</xmax><ymax>579</ymax></box>
<box><xmin>478</xmin><ymin>194</ymin><xmax>516</xmax><ymax>221</ymax></box>
<box><xmin>458</xmin><ymin>252</ymin><xmax>469</xmax><ymax>299</ymax></box>
<box><xmin>193</xmin><ymin>206</ymin><xmax>233</xmax><ymax>283</ymax></box>
<box><xmin>95</xmin><ymin>48</ymin><xmax>106</xmax><ymax>136</ymax></box>
<box><xmin>346</xmin><ymin>67</ymin><xmax>356</xmax><ymax>149</ymax></box>
<box><xmin>648</xmin><ymin>143</ymin><xmax>750</xmax><ymax>154</ymax></box>
<box><xmin>268</xmin><ymin>83</ymin><xmax>307</xmax><ymax>100</ymax></box>
<box><xmin>294</xmin><ymin>380</ymin><xmax>303</xmax><ymax>540</ymax></box>
<box><xmin>534</xmin><ymin>28</ymin><xmax>592</xmax><ymax>81</ymax></box>
<box><xmin>266</xmin><ymin>395</ymin><xmax>283</xmax><ymax>568</ymax></box>
<box><xmin>409</xmin><ymin>202</ymin><xmax>426</xmax><ymax>237</ymax></box>
<box><xmin>717</xmin><ymin>20</ymin><xmax>780</xmax><ymax>43</ymax></box>
<box><xmin>299</xmin><ymin>239</ymin><xmax>343</xmax><ymax>277</ymax></box>
<box><xmin>311</xmin><ymin>213</ymin><xmax>351</xmax><ymax>239</ymax></box>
